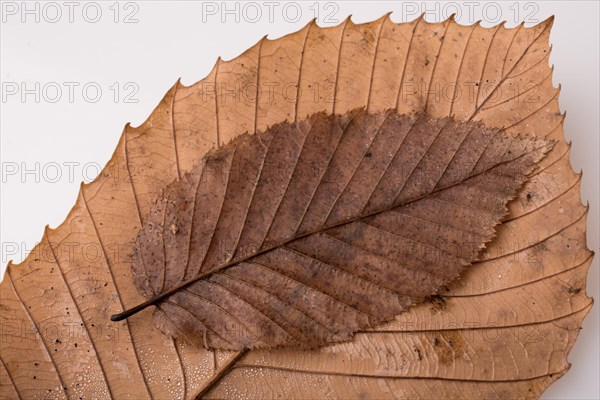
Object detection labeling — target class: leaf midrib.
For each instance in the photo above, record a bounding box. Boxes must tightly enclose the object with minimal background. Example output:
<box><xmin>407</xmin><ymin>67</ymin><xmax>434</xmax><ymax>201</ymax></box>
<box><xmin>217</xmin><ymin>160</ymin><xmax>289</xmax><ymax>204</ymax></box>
<box><xmin>111</xmin><ymin>140</ymin><xmax>547</xmax><ymax>322</ymax></box>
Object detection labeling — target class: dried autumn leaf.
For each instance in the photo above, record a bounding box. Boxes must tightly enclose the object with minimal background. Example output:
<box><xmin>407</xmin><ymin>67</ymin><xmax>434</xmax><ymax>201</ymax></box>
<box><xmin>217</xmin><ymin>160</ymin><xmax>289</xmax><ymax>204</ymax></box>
<box><xmin>0</xmin><ymin>14</ymin><xmax>593</xmax><ymax>400</ymax></box>
<box><xmin>124</xmin><ymin>108</ymin><xmax>553</xmax><ymax>351</ymax></box>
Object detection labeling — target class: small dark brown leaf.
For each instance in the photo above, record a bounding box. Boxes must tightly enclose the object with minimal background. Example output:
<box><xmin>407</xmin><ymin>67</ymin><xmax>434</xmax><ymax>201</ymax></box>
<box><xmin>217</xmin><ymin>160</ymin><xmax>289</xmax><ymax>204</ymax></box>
<box><xmin>126</xmin><ymin>108</ymin><xmax>553</xmax><ymax>351</ymax></box>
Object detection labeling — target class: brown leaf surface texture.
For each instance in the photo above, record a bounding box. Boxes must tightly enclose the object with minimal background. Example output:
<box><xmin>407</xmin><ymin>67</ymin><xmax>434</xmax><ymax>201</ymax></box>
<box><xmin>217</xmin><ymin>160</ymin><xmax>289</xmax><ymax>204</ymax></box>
<box><xmin>132</xmin><ymin>109</ymin><xmax>552</xmax><ymax>351</ymax></box>
<box><xmin>0</xmin><ymin>14</ymin><xmax>593</xmax><ymax>400</ymax></box>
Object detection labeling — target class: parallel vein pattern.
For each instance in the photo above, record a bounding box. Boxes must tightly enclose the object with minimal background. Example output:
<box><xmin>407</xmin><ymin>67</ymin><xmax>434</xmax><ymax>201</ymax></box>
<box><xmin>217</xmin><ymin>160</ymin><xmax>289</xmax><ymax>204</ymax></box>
<box><xmin>0</xmin><ymin>14</ymin><xmax>593</xmax><ymax>400</ymax></box>
<box><xmin>131</xmin><ymin>108</ymin><xmax>553</xmax><ymax>351</ymax></box>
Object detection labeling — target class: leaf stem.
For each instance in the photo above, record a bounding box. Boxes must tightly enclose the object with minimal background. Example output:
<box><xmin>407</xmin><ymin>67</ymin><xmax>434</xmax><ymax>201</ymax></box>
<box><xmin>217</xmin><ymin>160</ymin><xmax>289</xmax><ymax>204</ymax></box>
<box><xmin>193</xmin><ymin>350</ymin><xmax>247</xmax><ymax>399</ymax></box>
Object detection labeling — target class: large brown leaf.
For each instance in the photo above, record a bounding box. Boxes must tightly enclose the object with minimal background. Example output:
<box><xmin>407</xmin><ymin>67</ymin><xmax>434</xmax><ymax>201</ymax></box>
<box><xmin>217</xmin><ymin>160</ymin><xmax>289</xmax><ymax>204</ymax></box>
<box><xmin>125</xmin><ymin>108</ymin><xmax>552</xmax><ymax>351</ymax></box>
<box><xmin>0</xmin><ymin>15</ymin><xmax>593</xmax><ymax>400</ymax></box>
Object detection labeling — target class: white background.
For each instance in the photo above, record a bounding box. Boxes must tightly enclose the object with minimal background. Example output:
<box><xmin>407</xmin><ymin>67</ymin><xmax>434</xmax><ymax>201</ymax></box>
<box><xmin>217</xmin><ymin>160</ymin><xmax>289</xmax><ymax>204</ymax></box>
<box><xmin>1</xmin><ymin>1</ymin><xmax>598</xmax><ymax>399</ymax></box>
